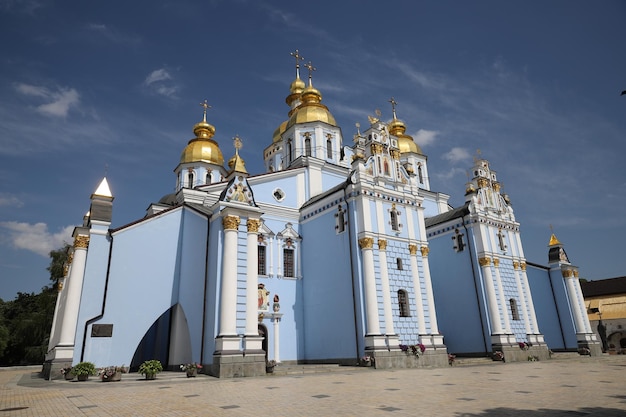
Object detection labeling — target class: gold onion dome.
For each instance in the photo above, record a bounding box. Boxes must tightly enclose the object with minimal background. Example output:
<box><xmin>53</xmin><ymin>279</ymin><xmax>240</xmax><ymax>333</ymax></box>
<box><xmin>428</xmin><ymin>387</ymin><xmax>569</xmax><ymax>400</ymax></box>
<box><xmin>286</xmin><ymin>84</ymin><xmax>337</xmax><ymax>129</ymax></box>
<box><xmin>180</xmin><ymin>102</ymin><xmax>224</xmax><ymax>165</ymax></box>
<box><xmin>388</xmin><ymin>117</ymin><xmax>423</xmax><ymax>155</ymax></box>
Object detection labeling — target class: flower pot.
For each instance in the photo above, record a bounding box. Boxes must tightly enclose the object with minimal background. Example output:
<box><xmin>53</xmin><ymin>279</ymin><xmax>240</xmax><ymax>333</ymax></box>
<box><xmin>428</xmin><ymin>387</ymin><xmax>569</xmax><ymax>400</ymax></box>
<box><xmin>77</xmin><ymin>374</ymin><xmax>89</xmax><ymax>381</ymax></box>
<box><xmin>186</xmin><ymin>368</ymin><xmax>197</xmax><ymax>378</ymax></box>
<box><xmin>103</xmin><ymin>371</ymin><xmax>122</xmax><ymax>382</ymax></box>
<box><xmin>64</xmin><ymin>373</ymin><xmax>74</xmax><ymax>381</ymax></box>
<box><xmin>144</xmin><ymin>373</ymin><xmax>156</xmax><ymax>380</ymax></box>
<box><xmin>266</xmin><ymin>366</ymin><xmax>274</xmax><ymax>374</ymax></box>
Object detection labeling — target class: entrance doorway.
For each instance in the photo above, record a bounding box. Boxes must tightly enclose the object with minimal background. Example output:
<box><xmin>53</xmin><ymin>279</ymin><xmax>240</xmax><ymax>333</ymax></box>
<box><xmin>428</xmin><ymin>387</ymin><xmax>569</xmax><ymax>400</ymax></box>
<box><xmin>258</xmin><ymin>324</ymin><xmax>268</xmax><ymax>360</ymax></box>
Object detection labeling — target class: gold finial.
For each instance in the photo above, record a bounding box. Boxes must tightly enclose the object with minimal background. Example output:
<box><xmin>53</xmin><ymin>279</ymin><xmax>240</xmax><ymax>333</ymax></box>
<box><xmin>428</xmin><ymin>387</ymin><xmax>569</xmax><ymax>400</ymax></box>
<box><xmin>290</xmin><ymin>49</ymin><xmax>304</xmax><ymax>78</ymax></box>
<box><xmin>355</xmin><ymin>122</ymin><xmax>361</xmax><ymax>136</ymax></box>
<box><xmin>304</xmin><ymin>61</ymin><xmax>316</xmax><ymax>86</ymax></box>
<box><xmin>389</xmin><ymin>97</ymin><xmax>398</xmax><ymax>120</ymax></box>
<box><xmin>233</xmin><ymin>135</ymin><xmax>242</xmax><ymax>153</ymax></box>
<box><xmin>199</xmin><ymin>99</ymin><xmax>211</xmax><ymax>122</ymax></box>
<box><xmin>548</xmin><ymin>224</ymin><xmax>562</xmax><ymax>246</ymax></box>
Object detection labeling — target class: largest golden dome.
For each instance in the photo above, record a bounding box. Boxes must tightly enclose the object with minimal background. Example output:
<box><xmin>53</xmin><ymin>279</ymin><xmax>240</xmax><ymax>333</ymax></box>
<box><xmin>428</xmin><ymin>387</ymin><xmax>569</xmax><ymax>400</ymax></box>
<box><xmin>286</xmin><ymin>85</ymin><xmax>337</xmax><ymax>129</ymax></box>
<box><xmin>180</xmin><ymin>119</ymin><xmax>224</xmax><ymax>165</ymax></box>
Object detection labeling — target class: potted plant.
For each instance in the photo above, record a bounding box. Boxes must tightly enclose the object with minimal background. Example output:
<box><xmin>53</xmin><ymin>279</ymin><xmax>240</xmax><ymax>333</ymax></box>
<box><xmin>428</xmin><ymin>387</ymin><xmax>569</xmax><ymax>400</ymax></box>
<box><xmin>98</xmin><ymin>365</ymin><xmax>128</xmax><ymax>382</ymax></box>
<box><xmin>72</xmin><ymin>362</ymin><xmax>97</xmax><ymax>381</ymax></box>
<box><xmin>180</xmin><ymin>362</ymin><xmax>202</xmax><ymax>378</ymax></box>
<box><xmin>448</xmin><ymin>354</ymin><xmax>456</xmax><ymax>366</ymax></box>
<box><xmin>61</xmin><ymin>366</ymin><xmax>74</xmax><ymax>380</ymax></box>
<box><xmin>266</xmin><ymin>359</ymin><xmax>276</xmax><ymax>373</ymax></box>
<box><xmin>138</xmin><ymin>359</ymin><xmax>163</xmax><ymax>380</ymax></box>
<box><xmin>360</xmin><ymin>355</ymin><xmax>374</xmax><ymax>367</ymax></box>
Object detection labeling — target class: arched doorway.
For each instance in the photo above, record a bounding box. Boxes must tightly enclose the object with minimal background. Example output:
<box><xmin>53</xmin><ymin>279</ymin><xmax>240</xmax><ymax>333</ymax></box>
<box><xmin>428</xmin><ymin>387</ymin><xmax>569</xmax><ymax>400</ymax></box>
<box><xmin>258</xmin><ymin>324</ymin><xmax>268</xmax><ymax>360</ymax></box>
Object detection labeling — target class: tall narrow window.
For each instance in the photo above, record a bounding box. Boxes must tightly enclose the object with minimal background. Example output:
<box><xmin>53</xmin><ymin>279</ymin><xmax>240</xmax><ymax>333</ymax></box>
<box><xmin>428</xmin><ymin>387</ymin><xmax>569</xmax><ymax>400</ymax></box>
<box><xmin>498</xmin><ymin>229</ymin><xmax>507</xmax><ymax>251</ymax></box>
<box><xmin>258</xmin><ymin>245</ymin><xmax>266</xmax><ymax>276</ymax></box>
<box><xmin>396</xmin><ymin>258</ymin><xmax>403</xmax><ymax>270</ymax></box>
<box><xmin>205</xmin><ymin>171</ymin><xmax>211</xmax><ymax>185</ymax></box>
<box><xmin>452</xmin><ymin>229</ymin><xmax>465</xmax><ymax>252</ymax></box>
<box><xmin>326</xmin><ymin>137</ymin><xmax>333</xmax><ymax>159</ymax></box>
<box><xmin>335</xmin><ymin>206</ymin><xmax>346</xmax><ymax>233</ymax></box>
<box><xmin>283</xmin><ymin>248</ymin><xmax>294</xmax><ymax>278</ymax></box>
<box><xmin>509</xmin><ymin>298</ymin><xmax>520</xmax><ymax>320</ymax></box>
<box><xmin>383</xmin><ymin>159</ymin><xmax>390</xmax><ymax>175</ymax></box>
<box><xmin>287</xmin><ymin>140</ymin><xmax>293</xmax><ymax>163</ymax></box>
<box><xmin>187</xmin><ymin>172</ymin><xmax>194</xmax><ymax>188</ymax></box>
<box><xmin>398</xmin><ymin>289</ymin><xmax>410</xmax><ymax>317</ymax></box>
<box><xmin>390</xmin><ymin>209</ymin><xmax>399</xmax><ymax>232</ymax></box>
<box><xmin>305</xmin><ymin>137</ymin><xmax>312</xmax><ymax>157</ymax></box>
<box><xmin>417</xmin><ymin>164</ymin><xmax>424</xmax><ymax>184</ymax></box>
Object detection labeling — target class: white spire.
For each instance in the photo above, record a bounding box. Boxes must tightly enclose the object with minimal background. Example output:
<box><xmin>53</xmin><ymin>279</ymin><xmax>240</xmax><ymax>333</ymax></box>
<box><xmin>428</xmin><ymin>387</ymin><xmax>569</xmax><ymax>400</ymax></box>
<box><xmin>93</xmin><ymin>177</ymin><xmax>112</xmax><ymax>198</ymax></box>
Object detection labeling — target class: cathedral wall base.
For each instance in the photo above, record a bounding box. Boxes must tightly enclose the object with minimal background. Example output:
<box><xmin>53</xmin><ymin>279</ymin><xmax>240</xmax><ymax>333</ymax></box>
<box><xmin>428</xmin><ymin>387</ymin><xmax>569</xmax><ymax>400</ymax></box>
<box><xmin>577</xmin><ymin>340</ymin><xmax>603</xmax><ymax>357</ymax></box>
<box><xmin>493</xmin><ymin>343</ymin><xmax>551</xmax><ymax>362</ymax></box>
<box><xmin>42</xmin><ymin>359</ymin><xmax>73</xmax><ymax>380</ymax></box>
<box><xmin>370</xmin><ymin>348</ymin><xmax>449</xmax><ymax>369</ymax></box>
<box><xmin>208</xmin><ymin>353</ymin><xmax>266</xmax><ymax>378</ymax></box>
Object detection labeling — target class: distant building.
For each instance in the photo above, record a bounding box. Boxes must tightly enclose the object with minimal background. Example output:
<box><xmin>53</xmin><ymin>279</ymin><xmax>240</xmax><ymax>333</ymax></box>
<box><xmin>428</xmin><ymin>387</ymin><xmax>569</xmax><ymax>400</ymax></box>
<box><xmin>43</xmin><ymin>53</ymin><xmax>600</xmax><ymax>379</ymax></box>
<box><xmin>581</xmin><ymin>277</ymin><xmax>626</xmax><ymax>354</ymax></box>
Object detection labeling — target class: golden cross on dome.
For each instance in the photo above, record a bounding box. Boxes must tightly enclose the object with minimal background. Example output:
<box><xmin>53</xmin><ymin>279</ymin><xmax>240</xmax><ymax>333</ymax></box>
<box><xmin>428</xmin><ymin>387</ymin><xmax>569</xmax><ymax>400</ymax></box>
<box><xmin>290</xmin><ymin>49</ymin><xmax>305</xmax><ymax>79</ymax></box>
<box><xmin>389</xmin><ymin>97</ymin><xmax>398</xmax><ymax>119</ymax></box>
<box><xmin>304</xmin><ymin>61</ymin><xmax>316</xmax><ymax>86</ymax></box>
<box><xmin>233</xmin><ymin>135</ymin><xmax>243</xmax><ymax>153</ymax></box>
<box><xmin>199</xmin><ymin>99</ymin><xmax>211</xmax><ymax>122</ymax></box>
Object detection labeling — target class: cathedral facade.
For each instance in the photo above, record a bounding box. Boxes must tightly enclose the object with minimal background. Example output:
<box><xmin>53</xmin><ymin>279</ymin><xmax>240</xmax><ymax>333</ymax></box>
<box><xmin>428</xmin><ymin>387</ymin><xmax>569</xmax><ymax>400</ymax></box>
<box><xmin>43</xmin><ymin>54</ymin><xmax>600</xmax><ymax>378</ymax></box>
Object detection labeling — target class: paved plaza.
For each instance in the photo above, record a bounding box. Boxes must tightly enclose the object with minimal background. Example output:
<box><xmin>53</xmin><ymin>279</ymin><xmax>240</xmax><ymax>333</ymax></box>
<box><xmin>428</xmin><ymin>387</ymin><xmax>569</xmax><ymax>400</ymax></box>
<box><xmin>1</xmin><ymin>356</ymin><xmax>625</xmax><ymax>416</ymax></box>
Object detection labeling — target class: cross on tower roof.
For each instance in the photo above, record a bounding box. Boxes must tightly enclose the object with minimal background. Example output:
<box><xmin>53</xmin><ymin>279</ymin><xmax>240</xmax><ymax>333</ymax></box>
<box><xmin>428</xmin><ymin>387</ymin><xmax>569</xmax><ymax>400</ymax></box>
<box><xmin>389</xmin><ymin>97</ymin><xmax>398</xmax><ymax>119</ymax></box>
<box><xmin>199</xmin><ymin>99</ymin><xmax>211</xmax><ymax>122</ymax></box>
<box><xmin>290</xmin><ymin>49</ymin><xmax>305</xmax><ymax>79</ymax></box>
<box><xmin>304</xmin><ymin>61</ymin><xmax>316</xmax><ymax>86</ymax></box>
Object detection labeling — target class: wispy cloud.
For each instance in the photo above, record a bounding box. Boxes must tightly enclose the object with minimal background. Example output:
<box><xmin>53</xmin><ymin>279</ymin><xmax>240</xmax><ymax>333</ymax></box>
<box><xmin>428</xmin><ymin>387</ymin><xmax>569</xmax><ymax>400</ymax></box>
<box><xmin>14</xmin><ymin>83</ymin><xmax>80</xmax><ymax>117</ymax></box>
<box><xmin>0</xmin><ymin>0</ymin><xmax>43</xmax><ymax>14</ymax></box>
<box><xmin>0</xmin><ymin>221</ymin><xmax>73</xmax><ymax>257</ymax></box>
<box><xmin>143</xmin><ymin>68</ymin><xmax>179</xmax><ymax>98</ymax></box>
<box><xmin>0</xmin><ymin>193</ymin><xmax>24</xmax><ymax>208</ymax></box>
<box><xmin>86</xmin><ymin>23</ymin><xmax>141</xmax><ymax>46</ymax></box>
<box><xmin>442</xmin><ymin>147</ymin><xmax>471</xmax><ymax>164</ymax></box>
<box><xmin>259</xmin><ymin>3</ymin><xmax>336</xmax><ymax>44</ymax></box>
<box><xmin>413</xmin><ymin>129</ymin><xmax>440</xmax><ymax>148</ymax></box>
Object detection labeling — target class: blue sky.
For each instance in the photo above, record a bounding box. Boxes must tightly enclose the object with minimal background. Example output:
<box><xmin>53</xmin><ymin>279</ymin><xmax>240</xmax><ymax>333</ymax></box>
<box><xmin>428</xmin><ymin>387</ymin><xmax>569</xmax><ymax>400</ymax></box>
<box><xmin>1</xmin><ymin>0</ymin><xmax>625</xmax><ymax>300</ymax></box>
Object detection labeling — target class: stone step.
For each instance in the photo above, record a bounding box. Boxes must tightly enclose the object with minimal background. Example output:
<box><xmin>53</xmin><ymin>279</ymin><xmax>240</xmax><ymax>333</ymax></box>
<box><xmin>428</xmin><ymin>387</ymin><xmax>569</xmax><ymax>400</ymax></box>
<box><xmin>549</xmin><ymin>351</ymin><xmax>583</xmax><ymax>360</ymax></box>
<box><xmin>451</xmin><ymin>356</ymin><xmax>502</xmax><ymax>366</ymax></box>
<box><xmin>269</xmin><ymin>364</ymin><xmax>373</xmax><ymax>376</ymax></box>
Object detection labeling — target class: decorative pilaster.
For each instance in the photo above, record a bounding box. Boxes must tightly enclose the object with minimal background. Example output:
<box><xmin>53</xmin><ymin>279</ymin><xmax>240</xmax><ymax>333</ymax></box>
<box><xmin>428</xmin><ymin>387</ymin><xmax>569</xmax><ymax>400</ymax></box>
<box><xmin>492</xmin><ymin>258</ymin><xmax>512</xmax><ymax>334</ymax></box>
<box><xmin>408</xmin><ymin>244</ymin><xmax>426</xmax><ymax>334</ymax></box>
<box><xmin>377</xmin><ymin>239</ymin><xmax>399</xmax><ymax>349</ymax></box>
<box><xmin>359</xmin><ymin>237</ymin><xmax>384</xmax><ymax>349</ymax></box>
<box><xmin>512</xmin><ymin>262</ymin><xmax>532</xmax><ymax>335</ymax></box>
<box><xmin>419</xmin><ymin>246</ymin><xmax>444</xmax><ymax>347</ymax></box>
<box><xmin>58</xmin><ymin>233</ymin><xmax>89</xmax><ymax>348</ymax></box>
<box><xmin>478</xmin><ymin>256</ymin><xmax>505</xmax><ymax>339</ymax></box>
<box><xmin>519</xmin><ymin>262</ymin><xmax>542</xmax><ymax>338</ymax></box>
<box><xmin>271</xmin><ymin>313</ymin><xmax>282</xmax><ymax>363</ymax></box>
<box><xmin>562</xmin><ymin>268</ymin><xmax>588</xmax><ymax>335</ymax></box>
<box><xmin>244</xmin><ymin>218</ymin><xmax>263</xmax><ymax>353</ymax></box>
<box><xmin>216</xmin><ymin>215</ymin><xmax>241</xmax><ymax>352</ymax></box>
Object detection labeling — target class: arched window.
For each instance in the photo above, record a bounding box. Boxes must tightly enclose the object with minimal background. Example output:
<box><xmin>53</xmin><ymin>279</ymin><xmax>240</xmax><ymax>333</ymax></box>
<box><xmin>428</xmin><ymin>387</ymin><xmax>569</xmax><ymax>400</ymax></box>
<box><xmin>383</xmin><ymin>159</ymin><xmax>390</xmax><ymax>175</ymax></box>
<box><xmin>498</xmin><ymin>229</ymin><xmax>507</xmax><ymax>251</ymax></box>
<box><xmin>396</xmin><ymin>258</ymin><xmax>403</xmax><ymax>270</ymax></box>
<box><xmin>305</xmin><ymin>137</ymin><xmax>312</xmax><ymax>157</ymax></box>
<box><xmin>283</xmin><ymin>246</ymin><xmax>294</xmax><ymax>278</ymax></box>
<box><xmin>287</xmin><ymin>140</ymin><xmax>293</xmax><ymax>163</ymax></box>
<box><xmin>390</xmin><ymin>211</ymin><xmax>398</xmax><ymax>231</ymax></box>
<box><xmin>452</xmin><ymin>229</ymin><xmax>465</xmax><ymax>252</ymax></box>
<box><xmin>187</xmin><ymin>172</ymin><xmax>194</xmax><ymax>188</ymax></box>
<box><xmin>258</xmin><ymin>245</ymin><xmax>266</xmax><ymax>276</ymax></box>
<box><xmin>398</xmin><ymin>289</ymin><xmax>410</xmax><ymax>317</ymax></box>
<box><xmin>509</xmin><ymin>298</ymin><xmax>520</xmax><ymax>320</ymax></box>
<box><xmin>417</xmin><ymin>164</ymin><xmax>424</xmax><ymax>184</ymax></box>
<box><xmin>326</xmin><ymin>137</ymin><xmax>333</xmax><ymax>159</ymax></box>
<box><xmin>335</xmin><ymin>205</ymin><xmax>346</xmax><ymax>233</ymax></box>
<box><xmin>205</xmin><ymin>171</ymin><xmax>211</xmax><ymax>185</ymax></box>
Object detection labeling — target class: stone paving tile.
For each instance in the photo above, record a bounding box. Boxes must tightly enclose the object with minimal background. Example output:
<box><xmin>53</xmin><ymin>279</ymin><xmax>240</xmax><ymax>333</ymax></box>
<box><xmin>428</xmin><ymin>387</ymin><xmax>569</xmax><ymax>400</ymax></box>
<box><xmin>1</xmin><ymin>357</ymin><xmax>626</xmax><ymax>416</ymax></box>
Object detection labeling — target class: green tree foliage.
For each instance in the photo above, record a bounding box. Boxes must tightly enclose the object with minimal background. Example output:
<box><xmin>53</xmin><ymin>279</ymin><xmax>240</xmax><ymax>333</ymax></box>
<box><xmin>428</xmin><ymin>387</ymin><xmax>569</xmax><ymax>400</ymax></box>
<box><xmin>0</xmin><ymin>244</ymin><xmax>70</xmax><ymax>365</ymax></box>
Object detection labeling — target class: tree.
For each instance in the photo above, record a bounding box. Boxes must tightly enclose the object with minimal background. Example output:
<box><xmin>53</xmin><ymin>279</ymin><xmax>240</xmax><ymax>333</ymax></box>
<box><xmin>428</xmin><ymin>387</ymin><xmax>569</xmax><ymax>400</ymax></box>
<box><xmin>47</xmin><ymin>243</ymin><xmax>71</xmax><ymax>290</ymax></box>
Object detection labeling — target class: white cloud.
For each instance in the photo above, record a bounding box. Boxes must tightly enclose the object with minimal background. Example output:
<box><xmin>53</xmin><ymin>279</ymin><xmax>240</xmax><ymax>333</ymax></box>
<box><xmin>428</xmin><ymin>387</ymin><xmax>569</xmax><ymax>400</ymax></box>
<box><xmin>144</xmin><ymin>69</ymin><xmax>171</xmax><ymax>86</ymax></box>
<box><xmin>143</xmin><ymin>68</ymin><xmax>178</xmax><ymax>98</ymax></box>
<box><xmin>14</xmin><ymin>83</ymin><xmax>80</xmax><ymax>117</ymax></box>
<box><xmin>0</xmin><ymin>221</ymin><xmax>73</xmax><ymax>257</ymax></box>
<box><xmin>0</xmin><ymin>193</ymin><xmax>23</xmax><ymax>207</ymax></box>
<box><xmin>413</xmin><ymin>129</ymin><xmax>439</xmax><ymax>147</ymax></box>
<box><xmin>442</xmin><ymin>147</ymin><xmax>471</xmax><ymax>164</ymax></box>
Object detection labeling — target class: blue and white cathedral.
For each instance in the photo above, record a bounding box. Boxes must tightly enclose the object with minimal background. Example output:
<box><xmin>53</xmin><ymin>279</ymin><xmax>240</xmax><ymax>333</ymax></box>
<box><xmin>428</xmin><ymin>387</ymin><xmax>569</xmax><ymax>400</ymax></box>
<box><xmin>43</xmin><ymin>52</ymin><xmax>600</xmax><ymax>378</ymax></box>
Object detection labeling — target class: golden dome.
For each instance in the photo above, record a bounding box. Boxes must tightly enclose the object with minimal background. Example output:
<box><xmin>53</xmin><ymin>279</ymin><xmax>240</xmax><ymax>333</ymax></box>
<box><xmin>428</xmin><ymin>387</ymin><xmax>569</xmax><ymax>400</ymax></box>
<box><xmin>286</xmin><ymin>85</ymin><xmax>337</xmax><ymax>129</ymax></box>
<box><xmin>180</xmin><ymin>119</ymin><xmax>224</xmax><ymax>165</ymax></box>
<box><xmin>290</xmin><ymin>76</ymin><xmax>305</xmax><ymax>94</ymax></box>
<box><xmin>273</xmin><ymin>120</ymin><xmax>288</xmax><ymax>143</ymax></box>
<box><xmin>388</xmin><ymin>118</ymin><xmax>422</xmax><ymax>154</ymax></box>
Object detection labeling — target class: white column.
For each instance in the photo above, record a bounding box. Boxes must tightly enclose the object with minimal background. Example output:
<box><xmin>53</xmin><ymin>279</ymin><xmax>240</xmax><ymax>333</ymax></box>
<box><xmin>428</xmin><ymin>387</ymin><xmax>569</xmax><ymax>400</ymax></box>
<box><xmin>377</xmin><ymin>240</ymin><xmax>395</xmax><ymax>335</ymax></box>
<box><xmin>218</xmin><ymin>215</ymin><xmax>240</xmax><ymax>337</ymax></box>
<box><xmin>493</xmin><ymin>258</ymin><xmax>512</xmax><ymax>334</ymax></box>
<box><xmin>419</xmin><ymin>246</ymin><xmax>439</xmax><ymax>334</ymax></box>
<box><xmin>58</xmin><ymin>235</ymin><xmax>89</xmax><ymax>346</ymax></box>
<box><xmin>479</xmin><ymin>256</ymin><xmax>503</xmax><ymax>335</ymax></box>
<box><xmin>245</xmin><ymin>219</ymin><xmax>260</xmax><ymax>336</ymax></box>
<box><xmin>272</xmin><ymin>314</ymin><xmax>282</xmax><ymax>363</ymax></box>
<box><xmin>573</xmin><ymin>274</ymin><xmax>593</xmax><ymax>333</ymax></box>
<box><xmin>408</xmin><ymin>245</ymin><xmax>426</xmax><ymax>334</ymax></box>
<box><xmin>520</xmin><ymin>262</ymin><xmax>541</xmax><ymax>334</ymax></box>
<box><xmin>359</xmin><ymin>237</ymin><xmax>380</xmax><ymax>336</ymax></box>
<box><xmin>564</xmin><ymin>269</ymin><xmax>587</xmax><ymax>334</ymax></box>
<box><xmin>512</xmin><ymin>262</ymin><xmax>532</xmax><ymax>335</ymax></box>
<box><xmin>268</xmin><ymin>236</ymin><xmax>274</xmax><ymax>277</ymax></box>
